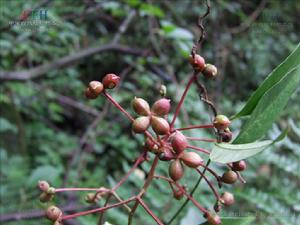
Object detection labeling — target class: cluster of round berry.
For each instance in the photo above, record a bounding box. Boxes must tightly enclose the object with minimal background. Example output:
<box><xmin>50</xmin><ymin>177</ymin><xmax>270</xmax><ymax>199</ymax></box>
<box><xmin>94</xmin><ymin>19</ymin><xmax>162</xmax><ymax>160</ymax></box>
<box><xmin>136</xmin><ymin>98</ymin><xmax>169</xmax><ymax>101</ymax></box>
<box><xmin>38</xmin><ymin>54</ymin><xmax>248</xmax><ymax>225</ymax></box>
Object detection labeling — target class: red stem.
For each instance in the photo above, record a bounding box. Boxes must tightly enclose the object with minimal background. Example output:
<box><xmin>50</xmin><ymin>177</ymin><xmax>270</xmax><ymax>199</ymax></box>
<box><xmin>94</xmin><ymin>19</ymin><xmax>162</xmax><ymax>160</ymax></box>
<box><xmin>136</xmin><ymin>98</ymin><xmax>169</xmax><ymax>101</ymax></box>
<box><xmin>186</xmin><ymin>145</ymin><xmax>210</xmax><ymax>154</ymax></box>
<box><xmin>196</xmin><ymin>168</ymin><xmax>220</xmax><ymax>200</ymax></box>
<box><xmin>113</xmin><ymin>152</ymin><xmax>146</xmax><ymax>191</ymax></box>
<box><xmin>55</xmin><ymin>188</ymin><xmax>108</xmax><ymax>193</ymax></box>
<box><xmin>154</xmin><ymin>175</ymin><xmax>208</xmax><ymax>214</ymax></box>
<box><xmin>137</xmin><ymin>197</ymin><xmax>164</xmax><ymax>225</ymax></box>
<box><xmin>62</xmin><ymin>197</ymin><xmax>136</xmax><ymax>220</ymax></box>
<box><xmin>198</xmin><ymin>163</ymin><xmax>221</xmax><ymax>182</ymax></box>
<box><xmin>174</xmin><ymin>124</ymin><xmax>214</xmax><ymax>132</ymax></box>
<box><xmin>186</xmin><ymin>137</ymin><xmax>217</xmax><ymax>142</ymax></box>
<box><xmin>102</xmin><ymin>91</ymin><xmax>134</xmax><ymax>121</ymax></box>
<box><xmin>170</xmin><ymin>74</ymin><xmax>195</xmax><ymax>128</ymax></box>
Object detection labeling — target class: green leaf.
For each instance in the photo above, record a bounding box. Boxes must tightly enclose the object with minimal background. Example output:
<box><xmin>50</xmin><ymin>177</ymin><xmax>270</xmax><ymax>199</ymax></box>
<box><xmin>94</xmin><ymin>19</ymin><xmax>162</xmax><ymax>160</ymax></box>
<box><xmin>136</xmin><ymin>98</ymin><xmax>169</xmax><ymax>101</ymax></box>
<box><xmin>210</xmin><ymin>140</ymin><xmax>272</xmax><ymax>163</ymax></box>
<box><xmin>232</xmin><ymin>43</ymin><xmax>300</xmax><ymax>119</ymax></box>
<box><xmin>234</xmin><ymin>65</ymin><xmax>300</xmax><ymax>143</ymax></box>
<box><xmin>28</xmin><ymin>165</ymin><xmax>62</xmax><ymax>185</ymax></box>
<box><xmin>199</xmin><ymin>217</ymin><xmax>255</xmax><ymax>225</ymax></box>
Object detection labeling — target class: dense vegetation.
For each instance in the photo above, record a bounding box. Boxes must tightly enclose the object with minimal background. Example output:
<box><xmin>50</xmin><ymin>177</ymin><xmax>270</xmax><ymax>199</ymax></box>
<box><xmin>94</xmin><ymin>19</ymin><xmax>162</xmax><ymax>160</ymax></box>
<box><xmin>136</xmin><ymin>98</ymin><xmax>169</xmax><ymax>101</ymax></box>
<box><xmin>0</xmin><ymin>1</ymin><xmax>299</xmax><ymax>225</ymax></box>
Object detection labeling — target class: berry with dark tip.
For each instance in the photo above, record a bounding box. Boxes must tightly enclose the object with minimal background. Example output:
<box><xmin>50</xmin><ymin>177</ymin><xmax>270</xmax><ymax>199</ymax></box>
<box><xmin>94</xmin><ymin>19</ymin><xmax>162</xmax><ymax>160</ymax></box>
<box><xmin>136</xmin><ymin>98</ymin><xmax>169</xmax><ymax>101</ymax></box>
<box><xmin>232</xmin><ymin>160</ymin><xmax>247</xmax><ymax>171</ymax></box>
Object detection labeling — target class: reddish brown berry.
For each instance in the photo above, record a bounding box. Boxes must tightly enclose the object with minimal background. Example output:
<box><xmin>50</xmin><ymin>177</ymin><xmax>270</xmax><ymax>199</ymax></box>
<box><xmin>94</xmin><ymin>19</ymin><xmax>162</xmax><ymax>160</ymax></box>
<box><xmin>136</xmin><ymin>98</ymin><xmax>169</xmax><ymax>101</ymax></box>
<box><xmin>151</xmin><ymin>98</ymin><xmax>171</xmax><ymax>116</ymax></box>
<box><xmin>180</xmin><ymin>152</ymin><xmax>203</xmax><ymax>168</ymax></box>
<box><xmin>221</xmin><ymin>128</ymin><xmax>232</xmax><ymax>142</ymax></box>
<box><xmin>38</xmin><ymin>180</ymin><xmax>50</xmax><ymax>192</ymax></box>
<box><xmin>132</xmin><ymin>116</ymin><xmax>150</xmax><ymax>133</ymax></box>
<box><xmin>221</xmin><ymin>170</ymin><xmax>238</xmax><ymax>184</ymax></box>
<box><xmin>88</xmin><ymin>81</ymin><xmax>104</xmax><ymax>95</ymax></box>
<box><xmin>158</xmin><ymin>147</ymin><xmax>176</xmax><ymax>161</ymax></box>
<box><xmin>132</xmin><ymin>97</ymin><xmax>151</xmax><ymax>116</ymax></box>
<box><xmin>202</xmin><ymin>64</ymin><xmax>218</xmax><ymax>79</ymax></box>
<box><xmin>102</xmin><ymin>73</ymin><xmax>120</xmax><ymax>89</ymax></box>
<box><xmin>46</xmin><ymin>206</ymin><xmax>62</xmax><ymax>221</ymax></box>
<box><xmin>189</xmin><ymin>54</ymin><xmax>206</xmax><ymax>71</ymax></box>
<box><xmin>205</xmin><ymin>212</ymin><xmax>221</xmax><ymax>225</ymax></box>
<box><xmin>213</xmin><ymin>115</ymin><xmax>231</xmax><ymax>130</ymax></box>
<box><xmin>173</xmin><ymin>189</ymin><xmax>184</xmax><ymax>200</ymax></box>
<box><xmin>171</xmin><ymin>131</ymin><xmax>188</xmax><ymax>154</ymax></box>
<box><xmin>232</xmin><ymin>160</ymin><xmax>247</xmax><ymax>171</ymax></box>
<box><xmin>85</xmin><ymin>87</ymin><xmax>98</xmax><ymax>99</ymax></box>
<box><xmin>220</xmin><ymin>192</ymin><xmax>235</xmax><ymax>206</ymax></box>
<box><xmin>169</xmin><ymin>160</ymin><xmax>184</xmax><ymax>181</ymax></box>
<box><xmin>214</xmin><ymin>201</ymin><xmax>222</xmax><ymax>212</ymax></box>
<box><xmin>151</xmin><ymin>116</ymin><xmax>170</xmax><ymax>135</ymax></box>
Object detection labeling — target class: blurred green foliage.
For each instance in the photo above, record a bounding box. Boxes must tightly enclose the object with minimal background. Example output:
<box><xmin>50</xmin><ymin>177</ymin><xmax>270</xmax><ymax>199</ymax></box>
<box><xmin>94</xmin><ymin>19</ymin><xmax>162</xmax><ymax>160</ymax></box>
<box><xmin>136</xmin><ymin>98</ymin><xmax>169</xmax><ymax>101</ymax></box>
<box><xmin>0</xmin><ymin>0</ymin><xmax>299</xmax><ymax>225</ymax></box>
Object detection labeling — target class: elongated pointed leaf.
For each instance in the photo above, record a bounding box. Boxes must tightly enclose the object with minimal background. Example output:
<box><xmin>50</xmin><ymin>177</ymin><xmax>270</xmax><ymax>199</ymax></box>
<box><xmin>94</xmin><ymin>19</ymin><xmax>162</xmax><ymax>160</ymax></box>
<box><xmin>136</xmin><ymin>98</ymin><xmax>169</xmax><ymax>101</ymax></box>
<box><xmin>232</xmin><ymin>43</ymin><xmax>300</xmax><ymax>119</ymax></box>
<box><xmin>210</xmin><ymin>140</ymin><xmax>272</xmax><ymax>163</ymax></box>
<box><xmin>199</xmin><ymin>217</ymin><xmax>255</xmax><ymax>225</ymax></box>
<box><xmin>234</xmin><ymin>65</ymin><xmax>300</xmax><ymax>144</ymax></box>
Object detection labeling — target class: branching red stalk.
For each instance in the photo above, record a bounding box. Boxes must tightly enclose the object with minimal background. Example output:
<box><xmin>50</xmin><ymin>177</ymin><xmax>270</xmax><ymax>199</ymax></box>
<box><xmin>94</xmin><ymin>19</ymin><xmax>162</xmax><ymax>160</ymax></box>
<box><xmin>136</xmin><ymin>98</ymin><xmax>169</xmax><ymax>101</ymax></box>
<box><xmin>62</xmin><ymin>196</ymin><xmax>137</xmax><ymax>220</ymax></box>
<box><xmin>198</xmin><ymin>163</ymin><xmax>221</xmax><ymax>182</ymax></box>
<box><xmin>186</xmin><ymin>137</ymin><xmax>217</xmax><ymax>142</ymax></box>
<box><xmin>154</xmin><ymin>175</ymin><xmax>208</xmax><ymax>214</ymax></box>
<box><xmin>196</xmin><ymin>168</ymin><xmax>220</xmax><ymax>200</ymax></box>
<box><xmin>186</xmin><ymin>145</ymin><xmax>210</xmax><ymax>154</ymax></box>
<box><xmin>55</xmin><ymin>187</ymin><xmax>108</xmax><ymax>193</ymax></box>
<box><xmin>174</xmin><ymin>124</ymin><xmax>214</xmax><ymax>131</ymax></box>
<box><xmin>170</xmin><ymin>74</ymin><xmax>196</xmax><ymax>128</ymax></box>
<box><xmin>137</xmin><ymin>197</ymin><xmax>164</xmax><ymax>225</ymax></box>
<box><xmin>98</xmin><ymin>151</ymin><xmax>146</xmax><ymax>224</ymax></box>
<box><xmin>102</xmin><ymin>91</ymin><xmax>134</xmax><ymax>121</ymax></box>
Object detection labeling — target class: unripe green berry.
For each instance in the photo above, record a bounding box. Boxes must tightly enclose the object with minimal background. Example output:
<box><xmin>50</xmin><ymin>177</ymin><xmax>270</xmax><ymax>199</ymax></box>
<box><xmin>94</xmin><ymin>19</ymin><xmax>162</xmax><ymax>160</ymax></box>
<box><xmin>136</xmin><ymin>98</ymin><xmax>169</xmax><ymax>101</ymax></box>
<box><xmin>169</xmin><ymin>160</ymin><xmax>184</xmax><ymax>181</ymax></box>
<box><xmin>202</xmin><ymin>64</ymin><xmax>218</xmax><ymax>79</ymax></box>
<box><xmin>171</xmin><ymin>131</ymin><xmax>187</xmax><ymax>154</ymax></box>
<box><xmin>46</xmin><ymin>206</ymin><xmax>62</xmax><ymax>222</ymax></box>
<box><xmin>47</xmin><ymin>187</ymin><xmax>56</xmax><ymax>195</ymax></box>
<box><xmin>221</xmin><ymin>170</ymin><xmax>238</xmax><ymax>184</ymax></box>
<box><xmin>132</xmin><ymin>116</ymin><xmax>150</xmax><ymax>133</ymax></box>
<box><xmin>151</xmin><ymin>116</ymin><xmax>170</xmax><ymax>135</ymax></box>
<box><xmin>132</xmin><ymin>97</ymin><xmax>151</xmax><ymax>116</ymax></box>
<box><xmin>102</xmin><ymin>73</ymin><xmax>120</xmax><ymax>89</ymax></box>
<box><xmin>213</xmin><ymin>115</ymin><xmax>231</xmax><ymax>130</ymax></box>
<box><xmin>180</xmin><ymin>152</ymin><xmax>203</xmax><ymax>168</ymax></box>
<box><xmin>159</xmin><ymin>85</ymin><xmax>167</xmax><ymax>97</ymax></box>
<box><xmin>152</xmin><ymin>98</ymin><xmax>171</xmax><ymax>116</ymax></box>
